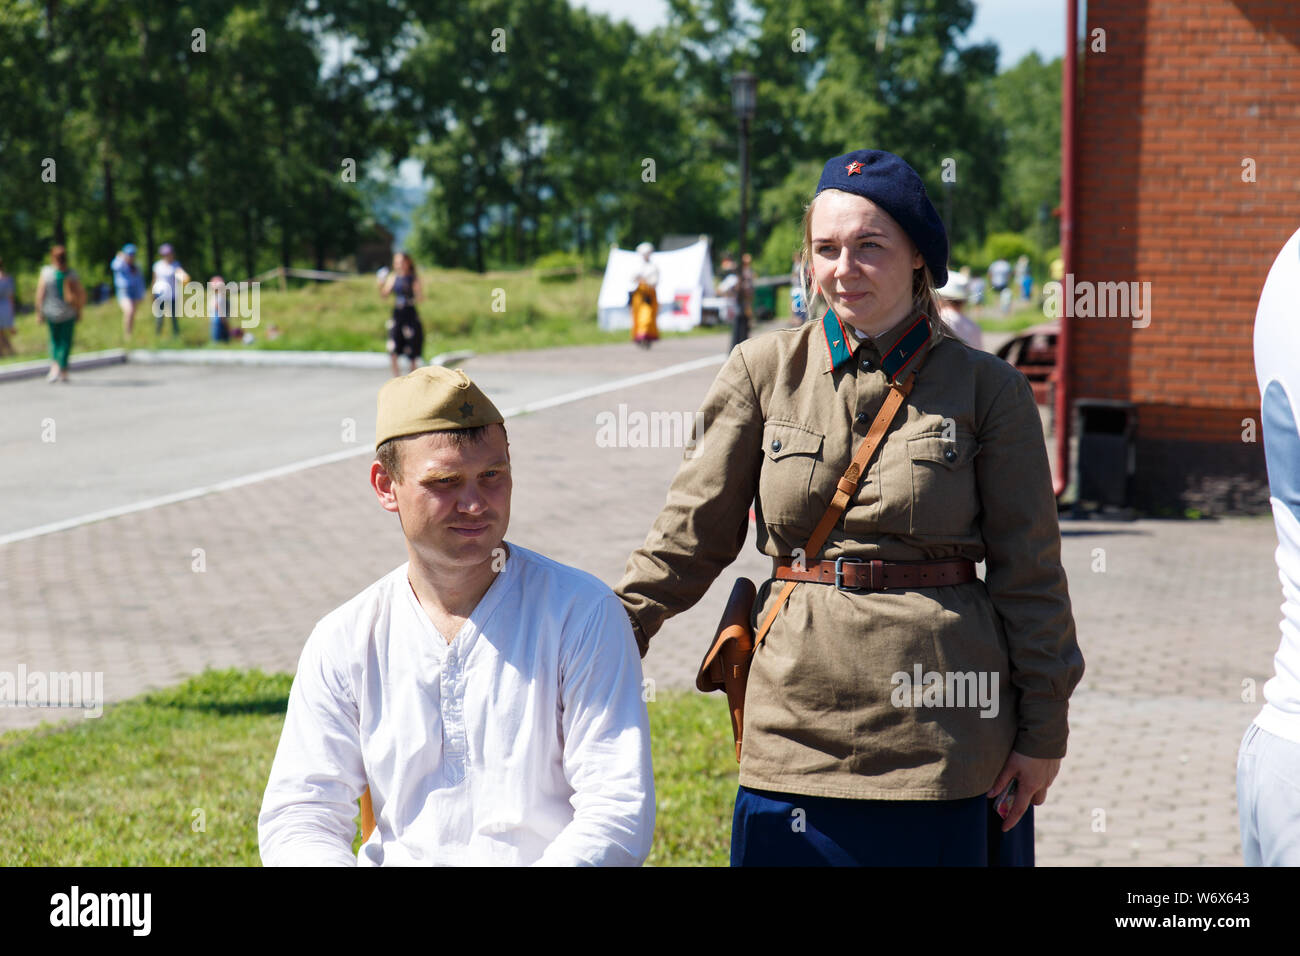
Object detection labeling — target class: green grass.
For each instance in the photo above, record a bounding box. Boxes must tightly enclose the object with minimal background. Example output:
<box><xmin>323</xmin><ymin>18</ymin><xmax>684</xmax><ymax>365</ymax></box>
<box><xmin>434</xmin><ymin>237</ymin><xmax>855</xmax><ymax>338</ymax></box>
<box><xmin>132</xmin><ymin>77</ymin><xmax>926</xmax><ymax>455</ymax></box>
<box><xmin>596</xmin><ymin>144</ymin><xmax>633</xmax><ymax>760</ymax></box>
<box><xmin>0</xmin><ymin>668</ymin><xmax>737</xmax><ymax>866</ymax></box>
<box><xmin>644</xmin><ymin>687</ymin><xmax>737</xmax><ymax>867</ymax></box>
<box><xmin>971</xmin><ymin>298</ymin><xmax>1052</xmax><ymax>334</ymax></box>
<box><xmin>1</xmin><ymin>268</ymin><xmax>1041</xmax><ymax>365</ymax></box>
<box><xmin>0</xmin><ymin>267</ymin><xmax>720</xmax><ymax>365</ymax></box>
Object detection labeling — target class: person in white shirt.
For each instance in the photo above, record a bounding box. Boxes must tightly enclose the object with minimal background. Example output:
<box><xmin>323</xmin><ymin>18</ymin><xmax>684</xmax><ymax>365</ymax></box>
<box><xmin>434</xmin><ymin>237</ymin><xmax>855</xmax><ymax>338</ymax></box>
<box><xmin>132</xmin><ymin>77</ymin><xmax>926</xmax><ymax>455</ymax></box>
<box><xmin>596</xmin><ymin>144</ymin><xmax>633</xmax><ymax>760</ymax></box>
<box><xmin>151</xmin><ymin>243</ymin><xmax>186</xmax><ymax>337</ymax></box>
<box><xmin>936</xmin><ymin>274</ymin><xmax>983</xmax><ymax>350</ymax></box>
<box><xmin>1238</xmin><ymin>225</ymin><xmax>1300</xmax><ymax>866</ymax></box>
<box><xmin>988</xmin><ymin>257</ymin><xmax>1012</xmax><ymax>315</ymax></box>
<box><xmin>259</xmin><ymin>366</ymin><xmax>655</xmax><ymax>866</ymax></box>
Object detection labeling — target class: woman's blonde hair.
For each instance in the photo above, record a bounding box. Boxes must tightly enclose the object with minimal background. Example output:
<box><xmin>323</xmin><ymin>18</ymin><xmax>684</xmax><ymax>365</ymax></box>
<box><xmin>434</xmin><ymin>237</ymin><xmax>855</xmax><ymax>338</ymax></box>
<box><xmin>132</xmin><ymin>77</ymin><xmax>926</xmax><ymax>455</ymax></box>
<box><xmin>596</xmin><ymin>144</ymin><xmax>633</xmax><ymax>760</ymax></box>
<box><xmin>798</xmin><ymin>191</ymin><xmax>951</xmax><ymax>350</ymax></box>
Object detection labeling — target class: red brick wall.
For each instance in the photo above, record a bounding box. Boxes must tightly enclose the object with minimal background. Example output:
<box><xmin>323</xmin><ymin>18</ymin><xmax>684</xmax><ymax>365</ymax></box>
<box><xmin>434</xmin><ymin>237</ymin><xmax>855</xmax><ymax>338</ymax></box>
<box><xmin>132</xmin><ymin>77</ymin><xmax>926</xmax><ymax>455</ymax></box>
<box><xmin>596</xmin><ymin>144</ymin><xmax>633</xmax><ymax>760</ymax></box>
<box><xmin>1072</xmin><ymin>0</ymin><xmax>1299</xmax><ymax>459</ymax></box>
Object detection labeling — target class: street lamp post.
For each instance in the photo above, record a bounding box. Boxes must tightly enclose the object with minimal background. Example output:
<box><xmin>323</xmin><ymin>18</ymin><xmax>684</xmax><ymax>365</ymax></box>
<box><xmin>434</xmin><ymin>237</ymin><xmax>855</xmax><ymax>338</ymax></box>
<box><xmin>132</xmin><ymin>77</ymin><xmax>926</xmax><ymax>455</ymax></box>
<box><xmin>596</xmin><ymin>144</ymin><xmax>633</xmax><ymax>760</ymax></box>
<box><xmin>731</xmin><ymin>71</ymin><xmax>756</xmax><ymax>350</ymax></box>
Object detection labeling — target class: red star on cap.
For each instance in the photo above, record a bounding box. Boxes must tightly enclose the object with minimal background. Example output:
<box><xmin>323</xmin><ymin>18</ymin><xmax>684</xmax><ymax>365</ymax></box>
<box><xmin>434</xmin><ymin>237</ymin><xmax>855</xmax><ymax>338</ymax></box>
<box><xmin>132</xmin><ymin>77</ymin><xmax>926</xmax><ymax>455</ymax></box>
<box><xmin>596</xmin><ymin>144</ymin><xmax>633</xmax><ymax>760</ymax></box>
<box><xmin>845</xmin><ymin>161</ymin><xmax>864</xmax><ymax>175</ymax></box>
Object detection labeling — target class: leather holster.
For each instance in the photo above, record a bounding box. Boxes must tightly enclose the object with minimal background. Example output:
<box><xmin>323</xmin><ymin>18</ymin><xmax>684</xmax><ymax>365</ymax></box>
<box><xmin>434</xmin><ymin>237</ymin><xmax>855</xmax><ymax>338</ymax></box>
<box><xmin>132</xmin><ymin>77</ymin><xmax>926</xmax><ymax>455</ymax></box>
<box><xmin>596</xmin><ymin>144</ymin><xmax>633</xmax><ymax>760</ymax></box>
<box><xmin>696</xmin><ymin>578</ymin><xmax>757</xmax><ymax>762</ymax></box>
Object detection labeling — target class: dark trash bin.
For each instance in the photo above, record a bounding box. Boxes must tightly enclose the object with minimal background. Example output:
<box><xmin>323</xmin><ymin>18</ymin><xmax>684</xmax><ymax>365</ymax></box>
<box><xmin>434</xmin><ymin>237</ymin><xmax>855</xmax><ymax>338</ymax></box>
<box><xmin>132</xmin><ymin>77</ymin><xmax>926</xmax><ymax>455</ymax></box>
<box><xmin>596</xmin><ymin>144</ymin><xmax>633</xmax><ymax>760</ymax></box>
<box><xmin>1071</xmin><ymin>399</ymin><xmax>1137</xmax><ymax>514</ymax></box>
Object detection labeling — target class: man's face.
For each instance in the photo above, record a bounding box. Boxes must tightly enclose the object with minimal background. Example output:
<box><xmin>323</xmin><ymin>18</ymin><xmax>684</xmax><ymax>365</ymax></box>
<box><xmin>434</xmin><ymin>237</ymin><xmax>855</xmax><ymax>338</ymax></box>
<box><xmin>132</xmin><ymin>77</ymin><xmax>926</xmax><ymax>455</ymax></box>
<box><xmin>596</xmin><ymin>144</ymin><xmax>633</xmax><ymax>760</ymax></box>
<box><xmin>372</xmin><ymin>425</ymin><xmax>511</xmax><ymax>575</ymax></box>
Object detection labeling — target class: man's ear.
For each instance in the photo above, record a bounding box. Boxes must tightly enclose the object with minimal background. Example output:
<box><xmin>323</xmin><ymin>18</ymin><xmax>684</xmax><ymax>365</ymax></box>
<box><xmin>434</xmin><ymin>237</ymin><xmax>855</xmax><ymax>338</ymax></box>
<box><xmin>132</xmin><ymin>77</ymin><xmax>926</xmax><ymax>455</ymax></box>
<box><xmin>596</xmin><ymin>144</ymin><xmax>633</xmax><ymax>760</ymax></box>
<box><xmin>370</xmin><ymin>460</ymin><xmax>400</xmax><ymax>514</ymax></box>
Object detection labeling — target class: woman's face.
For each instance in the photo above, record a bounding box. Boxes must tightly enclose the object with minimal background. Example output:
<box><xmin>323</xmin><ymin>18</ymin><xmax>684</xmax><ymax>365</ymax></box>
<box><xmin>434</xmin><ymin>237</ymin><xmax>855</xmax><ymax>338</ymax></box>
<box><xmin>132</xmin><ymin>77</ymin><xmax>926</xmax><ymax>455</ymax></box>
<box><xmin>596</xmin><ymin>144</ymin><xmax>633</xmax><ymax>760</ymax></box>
<box><xmin>809</xmin><ymin>190</ymin><xmax>922</xmax><ymax>336</ymax></box>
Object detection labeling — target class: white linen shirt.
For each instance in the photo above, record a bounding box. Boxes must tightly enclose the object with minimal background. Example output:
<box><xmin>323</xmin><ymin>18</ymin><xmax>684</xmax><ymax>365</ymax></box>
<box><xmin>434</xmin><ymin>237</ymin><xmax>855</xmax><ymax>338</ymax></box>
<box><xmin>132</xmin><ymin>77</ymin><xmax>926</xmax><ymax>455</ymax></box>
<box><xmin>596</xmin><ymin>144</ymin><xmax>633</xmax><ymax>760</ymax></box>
<box><xmin>1252</xmin><ymin>226</ymin><xmax>1300</xmax><ymax>745</ymax></box>
<box><xmin>258</xmin><ymin>542</ymin><xmax>655</xmax><ymax>866</ymax></box>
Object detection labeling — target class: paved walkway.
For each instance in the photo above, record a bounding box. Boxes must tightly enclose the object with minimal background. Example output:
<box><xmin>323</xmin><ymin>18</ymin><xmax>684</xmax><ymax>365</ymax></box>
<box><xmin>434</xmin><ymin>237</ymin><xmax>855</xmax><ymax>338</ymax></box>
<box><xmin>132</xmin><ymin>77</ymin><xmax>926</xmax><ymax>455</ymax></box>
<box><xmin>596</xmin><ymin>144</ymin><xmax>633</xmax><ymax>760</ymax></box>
<box><xmin>0</xmin><ymin>326</ymin><xmax>1282</xmax><ymax>865</ymax></box>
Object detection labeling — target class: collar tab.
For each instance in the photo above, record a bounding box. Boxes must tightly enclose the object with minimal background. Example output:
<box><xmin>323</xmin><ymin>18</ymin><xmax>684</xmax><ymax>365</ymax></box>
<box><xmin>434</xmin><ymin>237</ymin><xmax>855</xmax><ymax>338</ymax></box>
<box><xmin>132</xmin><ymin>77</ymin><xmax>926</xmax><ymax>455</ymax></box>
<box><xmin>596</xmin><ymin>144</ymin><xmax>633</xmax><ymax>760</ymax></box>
<box><xmin>880</xmin><ymin>313</ymin><xmax>931</xmax><ymax>383</ymax></box>
<box><xmin>821</xmin><ymin>308</ymin><xmax>854</xmax><ymax>369</ymax></box>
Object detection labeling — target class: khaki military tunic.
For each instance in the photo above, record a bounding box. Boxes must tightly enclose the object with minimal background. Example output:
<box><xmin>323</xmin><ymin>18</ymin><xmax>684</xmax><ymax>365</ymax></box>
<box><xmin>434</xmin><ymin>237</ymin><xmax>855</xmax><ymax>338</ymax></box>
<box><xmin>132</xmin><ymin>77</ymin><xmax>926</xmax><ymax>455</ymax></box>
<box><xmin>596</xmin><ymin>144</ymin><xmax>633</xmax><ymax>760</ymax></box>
<box><xmin>615</xmin><ymin>304</ymin><xmax>1084</xmax><ymax>800</ymax></box>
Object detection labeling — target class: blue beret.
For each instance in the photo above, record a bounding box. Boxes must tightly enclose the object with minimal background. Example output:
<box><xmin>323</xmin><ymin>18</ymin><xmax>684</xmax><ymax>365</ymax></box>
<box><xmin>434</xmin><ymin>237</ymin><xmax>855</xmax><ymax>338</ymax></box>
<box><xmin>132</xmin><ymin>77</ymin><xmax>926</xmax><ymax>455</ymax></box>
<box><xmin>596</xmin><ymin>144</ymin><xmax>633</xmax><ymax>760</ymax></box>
<box><xmin>816</xmin><ymin>149</ymin><xmax>948</xmax><ymax>287</ymax></box>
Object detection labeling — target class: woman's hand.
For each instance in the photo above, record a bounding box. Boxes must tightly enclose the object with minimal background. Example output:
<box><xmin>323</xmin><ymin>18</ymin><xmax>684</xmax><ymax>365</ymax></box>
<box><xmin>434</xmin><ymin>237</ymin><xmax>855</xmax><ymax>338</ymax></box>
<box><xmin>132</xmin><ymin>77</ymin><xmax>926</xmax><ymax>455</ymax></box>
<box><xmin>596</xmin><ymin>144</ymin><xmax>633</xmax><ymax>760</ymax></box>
<box><xmin>986</xmin><ymin>750</ymin><xmax>1061</xmax><ymax>833</ymax></box>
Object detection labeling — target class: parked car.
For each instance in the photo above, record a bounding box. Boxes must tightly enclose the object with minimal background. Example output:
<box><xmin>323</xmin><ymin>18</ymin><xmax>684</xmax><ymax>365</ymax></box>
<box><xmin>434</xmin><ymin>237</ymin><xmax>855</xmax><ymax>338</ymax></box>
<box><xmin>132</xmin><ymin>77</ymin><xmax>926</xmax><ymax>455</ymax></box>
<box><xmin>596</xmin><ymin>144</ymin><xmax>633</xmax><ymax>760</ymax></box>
<box><xmin>995</xmin><ymin>320</ymin><xmax>1059</xmax><ymax>405</ymax></box>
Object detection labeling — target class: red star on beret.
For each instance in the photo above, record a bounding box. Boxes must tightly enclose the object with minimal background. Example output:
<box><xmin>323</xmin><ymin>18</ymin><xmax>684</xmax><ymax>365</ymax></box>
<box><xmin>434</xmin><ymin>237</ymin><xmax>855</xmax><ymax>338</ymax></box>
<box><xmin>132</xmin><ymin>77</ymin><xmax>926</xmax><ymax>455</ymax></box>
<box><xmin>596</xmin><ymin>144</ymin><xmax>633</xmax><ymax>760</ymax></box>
<box><xmin>845</xmin><ymin>161</ymin><xmax>864</xmax><ymax>175</ymax></box>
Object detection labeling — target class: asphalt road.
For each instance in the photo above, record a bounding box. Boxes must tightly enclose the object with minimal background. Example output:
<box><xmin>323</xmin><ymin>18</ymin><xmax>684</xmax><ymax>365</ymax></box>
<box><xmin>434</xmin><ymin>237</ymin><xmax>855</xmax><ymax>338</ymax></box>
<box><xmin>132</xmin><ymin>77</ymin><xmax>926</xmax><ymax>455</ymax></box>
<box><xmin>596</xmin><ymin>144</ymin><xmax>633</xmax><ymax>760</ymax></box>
<box><xmin>0</xmin><ymin>339</ymin><xmax>730</xmax><ymax>539</ymax></box>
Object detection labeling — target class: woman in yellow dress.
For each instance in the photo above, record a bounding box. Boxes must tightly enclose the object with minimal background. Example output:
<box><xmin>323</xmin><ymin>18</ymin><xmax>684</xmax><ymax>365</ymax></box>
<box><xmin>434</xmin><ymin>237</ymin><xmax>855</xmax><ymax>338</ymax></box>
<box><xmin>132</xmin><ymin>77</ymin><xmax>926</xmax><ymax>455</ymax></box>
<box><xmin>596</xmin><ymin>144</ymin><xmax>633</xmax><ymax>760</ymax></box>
<box><xmin>630</xmin><ymin>242</ymin><xmax>659</xmax><ymax>349</ymax></box>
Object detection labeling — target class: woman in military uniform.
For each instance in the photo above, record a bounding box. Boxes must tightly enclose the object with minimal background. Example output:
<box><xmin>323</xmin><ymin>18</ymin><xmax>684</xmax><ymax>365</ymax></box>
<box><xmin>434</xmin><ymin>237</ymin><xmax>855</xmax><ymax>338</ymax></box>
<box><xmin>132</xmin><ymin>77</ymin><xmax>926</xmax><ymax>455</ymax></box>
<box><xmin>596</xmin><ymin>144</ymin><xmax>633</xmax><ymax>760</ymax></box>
<box><xmin>615</xmin><ymin>149</ymin><xmax>1084</xmax><ymax>866</ymax></box>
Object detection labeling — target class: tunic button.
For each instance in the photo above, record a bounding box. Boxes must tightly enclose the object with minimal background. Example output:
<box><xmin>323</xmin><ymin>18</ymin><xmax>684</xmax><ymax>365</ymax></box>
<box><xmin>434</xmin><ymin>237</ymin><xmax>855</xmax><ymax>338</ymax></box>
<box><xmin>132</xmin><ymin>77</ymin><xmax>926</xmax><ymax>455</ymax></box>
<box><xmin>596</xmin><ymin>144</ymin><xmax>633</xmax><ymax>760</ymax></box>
<box><xmin>855</xmin><ymin>412</ymin><xmax>869</xmax><ymax>425</ymax></box>
<box><xmin>771</xmin><ymin>438</ymin><xmax>782</xmax><ymax>452</ymax></box>
<box><xmin>944</xmin><ymin>447</ymin><xmax>957</xmax><ymax>462</ymax></box>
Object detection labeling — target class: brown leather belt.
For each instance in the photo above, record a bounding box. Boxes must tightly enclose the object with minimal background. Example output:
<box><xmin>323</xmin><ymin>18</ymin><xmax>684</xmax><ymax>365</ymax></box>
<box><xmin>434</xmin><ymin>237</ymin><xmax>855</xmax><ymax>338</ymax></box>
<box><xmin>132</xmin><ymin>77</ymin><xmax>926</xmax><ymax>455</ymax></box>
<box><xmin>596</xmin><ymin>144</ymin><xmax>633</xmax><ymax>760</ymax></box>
<box><xmin>774</xmin><ymin>556</ymin><xmax>977</xmax><ymax>591</ymax></box>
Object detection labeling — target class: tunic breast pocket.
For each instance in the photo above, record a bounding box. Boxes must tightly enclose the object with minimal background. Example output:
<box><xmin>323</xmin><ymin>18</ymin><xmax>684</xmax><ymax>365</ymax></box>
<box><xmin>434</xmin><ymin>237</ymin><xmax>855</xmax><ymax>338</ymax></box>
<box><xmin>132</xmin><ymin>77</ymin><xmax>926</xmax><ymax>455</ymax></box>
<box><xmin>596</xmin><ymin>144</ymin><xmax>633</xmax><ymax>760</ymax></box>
<box><xmin>758</xmin><ymin>420</ymin><xmax>824</xmax><ymax>524</ymax></box>
<box><xmin>907</xmin><ymin>431</ymin><xmax>982</xmax><ymax>536</ymax></box>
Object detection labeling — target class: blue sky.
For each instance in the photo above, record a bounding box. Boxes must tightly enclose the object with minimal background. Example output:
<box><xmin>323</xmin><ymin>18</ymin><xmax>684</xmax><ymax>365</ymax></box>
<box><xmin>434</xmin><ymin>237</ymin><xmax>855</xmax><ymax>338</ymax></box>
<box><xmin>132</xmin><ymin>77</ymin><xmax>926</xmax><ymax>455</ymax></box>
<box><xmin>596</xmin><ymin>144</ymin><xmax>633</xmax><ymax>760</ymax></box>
<box><xmin>572</xmin><ymin>0</ymin><xmax>1069</xmax><ymax>70</ymax></box>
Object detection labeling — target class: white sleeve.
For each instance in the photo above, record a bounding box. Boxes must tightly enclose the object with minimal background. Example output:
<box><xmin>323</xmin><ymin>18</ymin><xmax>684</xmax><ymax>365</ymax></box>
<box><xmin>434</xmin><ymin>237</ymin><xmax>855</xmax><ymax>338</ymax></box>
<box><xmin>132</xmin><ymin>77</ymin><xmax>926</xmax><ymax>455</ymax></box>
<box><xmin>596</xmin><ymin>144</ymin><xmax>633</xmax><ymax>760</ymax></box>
<box><xmin>258</xmin><ymin>623</ymin><xmax>365</xmax><ymax>867</ymax></box>
<box><xmin>535</xmin><ymin>593</ymin><xmax>656</xmax><ymax>867</ymax></box>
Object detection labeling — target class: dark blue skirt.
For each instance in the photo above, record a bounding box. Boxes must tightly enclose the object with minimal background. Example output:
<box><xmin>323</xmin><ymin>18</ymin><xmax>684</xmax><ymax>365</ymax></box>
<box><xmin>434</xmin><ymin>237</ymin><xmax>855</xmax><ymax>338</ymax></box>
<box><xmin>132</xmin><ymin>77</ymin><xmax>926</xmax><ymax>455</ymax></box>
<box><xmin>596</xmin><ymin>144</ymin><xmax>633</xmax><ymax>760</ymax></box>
<box><xmin>731</xmin><ymin>785</ymin><xmax>1034</xmax><ymax>866</ymax></box>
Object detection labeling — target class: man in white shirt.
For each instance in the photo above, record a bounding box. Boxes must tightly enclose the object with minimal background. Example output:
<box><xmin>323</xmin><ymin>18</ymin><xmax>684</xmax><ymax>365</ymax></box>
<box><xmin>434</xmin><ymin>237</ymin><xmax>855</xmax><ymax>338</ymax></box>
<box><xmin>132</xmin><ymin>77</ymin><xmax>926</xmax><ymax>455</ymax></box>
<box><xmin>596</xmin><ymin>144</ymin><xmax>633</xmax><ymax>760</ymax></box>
<box><xmin>935</xmin><ymin>274</ymin><xmax>983</xmax><ymax>350</ymax></box>
<box><xmin>151</xmin><ymin>242</ymin><xmax>186</xmax><ymax>337</ymax></box>
<box><xmin>1238</xmin><ymin>226</ymin><xmax>1300</xmax><ymax>866</ymax></box>
<box><xmin>259</xmin><ymin>367</ymin><xmax>655</xmax><ymax>865</ymax></box>
<box><xmin>988</xmin><ymin>257</ymin><xmax>1012</xmax><ymax>315</ymax></box>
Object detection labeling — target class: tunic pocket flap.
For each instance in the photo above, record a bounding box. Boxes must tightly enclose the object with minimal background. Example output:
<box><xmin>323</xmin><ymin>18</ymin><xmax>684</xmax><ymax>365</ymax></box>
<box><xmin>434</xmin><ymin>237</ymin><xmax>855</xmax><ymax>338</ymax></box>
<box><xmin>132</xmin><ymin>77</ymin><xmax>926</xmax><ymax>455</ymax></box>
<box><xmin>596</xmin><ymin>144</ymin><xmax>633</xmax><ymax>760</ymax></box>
<box><xmin>763</xmin><ymin>421</ymin><xmax>824</xmax><ymax>461</ymax></box>
<box><xmin>907</xmin><ymin>433</ymin><xmax>980</xmax><ymax>468</ymax></box>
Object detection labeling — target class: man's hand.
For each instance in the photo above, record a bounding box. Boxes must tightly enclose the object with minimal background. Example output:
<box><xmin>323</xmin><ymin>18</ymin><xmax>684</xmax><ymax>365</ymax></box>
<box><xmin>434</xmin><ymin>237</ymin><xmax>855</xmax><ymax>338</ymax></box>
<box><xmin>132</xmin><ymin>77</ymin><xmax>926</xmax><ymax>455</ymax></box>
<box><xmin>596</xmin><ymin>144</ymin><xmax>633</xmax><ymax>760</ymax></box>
<box><xmin>986</xmin><ymin>750</ymin><xmax>1061</xmax><ymax>833</ymax></box>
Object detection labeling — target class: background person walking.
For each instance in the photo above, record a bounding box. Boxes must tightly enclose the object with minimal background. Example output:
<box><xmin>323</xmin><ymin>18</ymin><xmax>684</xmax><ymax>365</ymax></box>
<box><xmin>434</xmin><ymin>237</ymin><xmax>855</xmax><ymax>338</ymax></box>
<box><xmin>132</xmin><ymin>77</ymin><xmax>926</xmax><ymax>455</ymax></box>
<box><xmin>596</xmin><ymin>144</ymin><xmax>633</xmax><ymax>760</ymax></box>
<box><xmin>0</xmin><ymin>257</ymin><xmax>16</xmax><ymax>357</ymax></box>
<box><xmin>937</xmin><ymin>273</ymin><xmax>983</xmax><ymax>350</ymax></box>
<box><xmin>988</xmin><ymin>256</ymin><xmax>1012</xmax><ymax>315</ymax></box>
<box><xmin>111</xmin><ymin>243</ymin><xmax>146</xmax><ymax>339</ymax></box>
<box><xmin>629</xmin><ymin>242</ymin><xmax>660</xmax><ymax>349</ymax></box>
<box><xmin>34</xmin><ymin>245</ymin><xmax>84</xmax><ymax>382</ymax></box>
<box><xmin>789</xmin><ymin>252</ymin><xmax>809</xmax><ymax>327</ymax></box>
<box><xmin>151</xmin><ymin>243</ymin><xmax>186</xmax><ymax>337</ymax></box>
<box><xmin>208</xmin><ymin>275</ymin><xmax>230</xmax><ymax>343</ymax></box>
<box><xmin>380</xmin><ymin>252</ymin><xmax>425</xmax><ymax>377</ymax></box>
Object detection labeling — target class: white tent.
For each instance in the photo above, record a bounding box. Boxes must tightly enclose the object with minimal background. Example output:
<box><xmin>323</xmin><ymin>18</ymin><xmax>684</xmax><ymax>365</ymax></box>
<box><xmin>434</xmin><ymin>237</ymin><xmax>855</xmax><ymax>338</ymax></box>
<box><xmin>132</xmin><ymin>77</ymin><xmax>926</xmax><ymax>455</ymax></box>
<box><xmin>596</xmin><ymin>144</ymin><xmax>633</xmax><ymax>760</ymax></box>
<box><xmin>597</xmin><ymin>238</ymin><xmax>714</xmax><ymax>332</ymax></box>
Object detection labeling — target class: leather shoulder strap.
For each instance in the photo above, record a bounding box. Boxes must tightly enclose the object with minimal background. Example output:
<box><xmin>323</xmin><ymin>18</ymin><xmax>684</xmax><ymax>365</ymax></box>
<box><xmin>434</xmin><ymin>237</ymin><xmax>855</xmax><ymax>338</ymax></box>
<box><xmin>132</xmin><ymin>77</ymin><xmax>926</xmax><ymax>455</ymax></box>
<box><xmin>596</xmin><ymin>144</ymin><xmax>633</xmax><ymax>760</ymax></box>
<box><xmin>754</xmin><ymin>331</ymin><xmax>927</xmax><ymax>647</ymax></box>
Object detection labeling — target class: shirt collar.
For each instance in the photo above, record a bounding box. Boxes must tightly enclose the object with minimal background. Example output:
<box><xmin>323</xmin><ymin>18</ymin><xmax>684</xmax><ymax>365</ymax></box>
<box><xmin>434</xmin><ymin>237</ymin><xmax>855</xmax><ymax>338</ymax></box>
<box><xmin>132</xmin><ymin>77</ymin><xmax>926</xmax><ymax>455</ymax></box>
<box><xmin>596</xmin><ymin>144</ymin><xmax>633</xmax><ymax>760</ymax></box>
<box><xmin>821</xmin><ymin>302</ymin><xmax>934</xmax><ymax>382</ymax></box>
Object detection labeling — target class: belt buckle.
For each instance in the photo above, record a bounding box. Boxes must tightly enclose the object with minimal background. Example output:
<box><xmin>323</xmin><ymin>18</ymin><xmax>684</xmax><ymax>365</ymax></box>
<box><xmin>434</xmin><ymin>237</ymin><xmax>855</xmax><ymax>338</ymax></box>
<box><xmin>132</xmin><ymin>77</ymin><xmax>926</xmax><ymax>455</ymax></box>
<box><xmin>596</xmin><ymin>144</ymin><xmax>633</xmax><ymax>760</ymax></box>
<box><xmin>834</xmin><ymin>556</ymin><xmax>865</xmax><ymax>591</ymax></box>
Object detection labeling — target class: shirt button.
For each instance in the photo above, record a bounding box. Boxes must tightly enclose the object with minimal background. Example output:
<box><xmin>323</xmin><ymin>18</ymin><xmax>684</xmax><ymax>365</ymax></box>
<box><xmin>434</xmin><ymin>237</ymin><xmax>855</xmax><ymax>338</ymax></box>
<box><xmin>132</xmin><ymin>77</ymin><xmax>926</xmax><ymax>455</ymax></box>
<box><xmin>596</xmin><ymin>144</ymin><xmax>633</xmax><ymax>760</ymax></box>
<box><xmin>855</xmin><ymin>412</ymin><xmax>869</xmax><ymax>425</ymax></box>
<box><xmin>944</xmin><ymin>447</ymin><xmax>957</xmax><ymax>462</ymax></box>
<box><xmin>860</xmin><ymin>358</ymin><xmax>873</xmax><ymax>371</ymax></box>
<box><xmin>771</xmin><ymin>438</ymin><xmax>782</xmax><ymax>452</ymax></box>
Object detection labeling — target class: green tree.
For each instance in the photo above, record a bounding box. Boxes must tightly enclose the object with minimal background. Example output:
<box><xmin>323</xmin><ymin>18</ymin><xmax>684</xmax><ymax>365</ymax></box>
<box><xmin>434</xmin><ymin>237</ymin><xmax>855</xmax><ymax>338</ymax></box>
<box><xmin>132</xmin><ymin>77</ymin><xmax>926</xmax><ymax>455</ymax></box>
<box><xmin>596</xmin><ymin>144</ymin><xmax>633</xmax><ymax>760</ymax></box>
<box><xmin>0</xmin><ymin>0</ymin><xmax>383</xmax><ymax>286</ymax></box>
<box><xmin>0</xmin><ymin>2</ymin><xmax>53</xmax><ymax>270</ymax></box>
<box><xmin>987</xmin><ymin>51</ymin><xmax>1062</xmax><ymax>248</ymax></box>
<box><xmin>663</xmin><ymin>0</ymin><xmax>1004</xmax><ymax>273</ymax></box>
